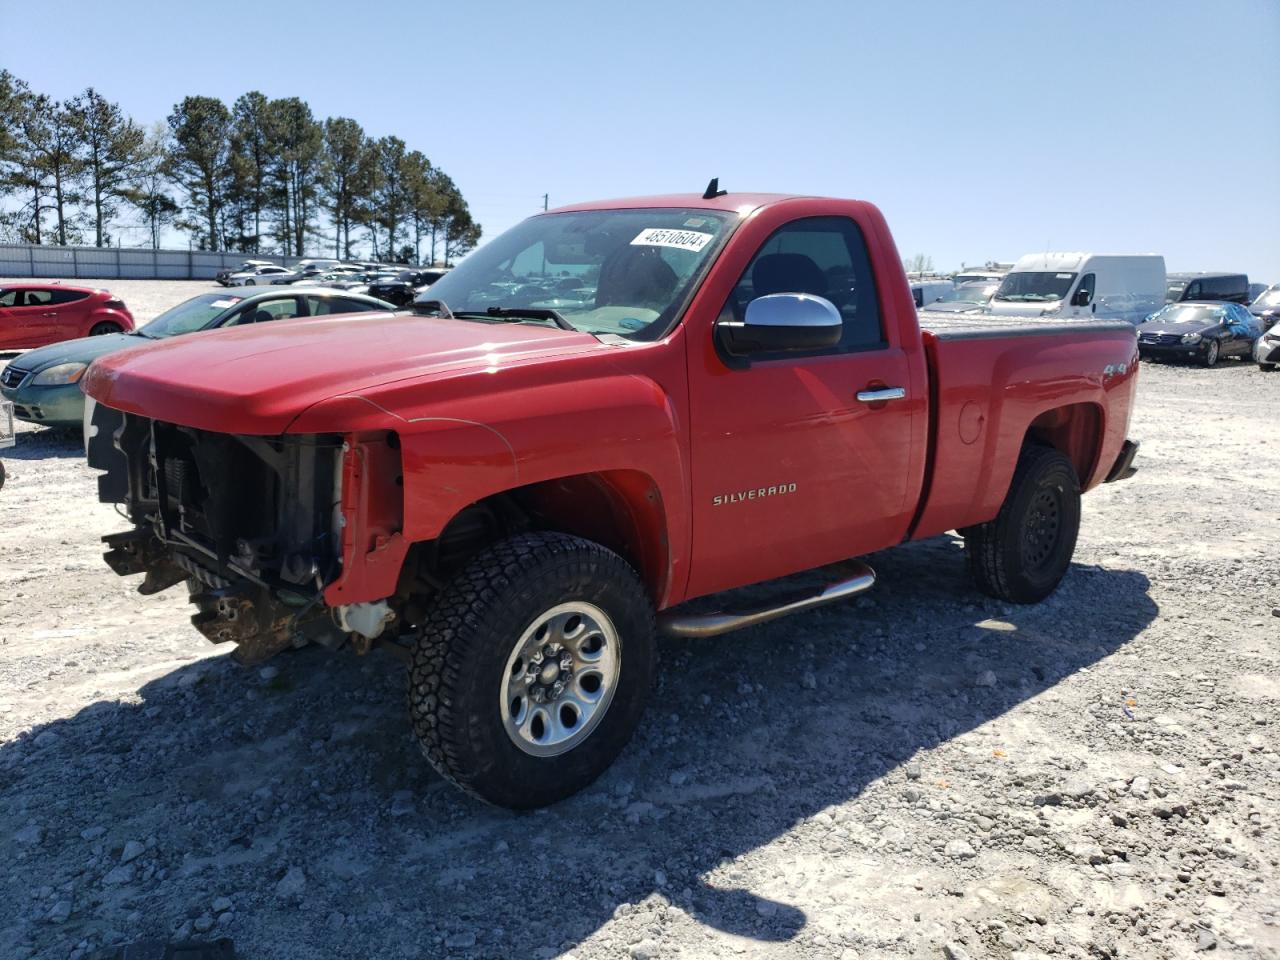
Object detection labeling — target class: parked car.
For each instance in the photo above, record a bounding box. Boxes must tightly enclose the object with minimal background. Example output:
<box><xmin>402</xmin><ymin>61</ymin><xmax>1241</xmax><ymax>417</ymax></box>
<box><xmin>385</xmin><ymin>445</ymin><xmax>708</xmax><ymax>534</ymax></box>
<box><xmin>292</xmin><ymin>271</ymin><xmax>379</xmax><ymax>294</ymax></box>
<box><xmin>1249</xmin><ymin>284</ymin><xmax>1280</xmax><ymax>329</ymax></box>
<box><xmin>294</xmin><ymin>258</ymin><xmax>342</xmax><ymax>276</ymax></box>
<box><xmin>990</xmin><ymin>253</ymin><xmax>1166</xmax><ymax>324</ymax></box>
<box><xmin>1165</xmin><ymin>272</ymin><xmax>1251</xmax><ymax>305</ymax></box>
<box><xmin>215</xmin><ymin>259</ymin><xmax>275</xmax><ymax>286</ymax></box>
<box><xmin>0</xmin><ymin>284</ymin><xmax>134</xmax><ymax>350</ymax></box>
<box><xmin>366</xmin><ymin>269</ymin><xmax>451</xmax><ymax>307</ymax></box>
<box><xmin>1137</xmin><ymin>301</ymin><xmax>1261</xmax><ymax>366</ymax></box>
<box><xmin>953</xmin><ymin>270</ymin><xmax>1006</xmax><ymax>284</ymax></box>
<box><xmin>1253</xmin><ymin>319</ymin><xmax>1279</xmax><ymax>371</ymax></box>
<box><xmin>83</xmin><ymin>189</ymin><xmax>1140</xmax><ymax>809</ymax></box>
<box><xmin>0</xmin><ymin>396</ymin><xmax>13</xmax><ymax>490</ymax></box>
<box><xmin>909</xmin><ymin>279</ymin><xmax>954</xmax><ymax>308</ymax></box>
<box><xmin>921</xmin><ymin>280</ymin><xmax>1000</xmax><ymax>314</ymax></box>
<box><xmin>227</xmin><ymin>265</ymin><xmax>298</xmax><ymax>286</ymax></box>
<box><xmin>1</xmin><ymin>288</ymin><xmax>393</xmax><ymax>428</ymax></box>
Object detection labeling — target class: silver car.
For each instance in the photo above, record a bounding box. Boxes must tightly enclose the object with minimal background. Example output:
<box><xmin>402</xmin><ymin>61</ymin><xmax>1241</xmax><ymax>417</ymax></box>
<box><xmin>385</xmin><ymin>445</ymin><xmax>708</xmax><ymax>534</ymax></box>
<box><xmin>1254</xmin><ymin>320</ymin><xmax>1280</xmax><ymax>372</ymax></box>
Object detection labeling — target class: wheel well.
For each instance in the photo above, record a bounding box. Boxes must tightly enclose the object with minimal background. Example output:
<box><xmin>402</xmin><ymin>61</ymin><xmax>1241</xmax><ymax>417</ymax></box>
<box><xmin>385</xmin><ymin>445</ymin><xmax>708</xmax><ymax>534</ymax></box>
<box><xmin>1023</xmin><ymin>403</ymin><xmax>1102</xmax><ymax>483</ymax></box>
<box><xmin>398</xmin><ymin>470</ymin><xmax>670</xmax><ymax>613</ymax></box>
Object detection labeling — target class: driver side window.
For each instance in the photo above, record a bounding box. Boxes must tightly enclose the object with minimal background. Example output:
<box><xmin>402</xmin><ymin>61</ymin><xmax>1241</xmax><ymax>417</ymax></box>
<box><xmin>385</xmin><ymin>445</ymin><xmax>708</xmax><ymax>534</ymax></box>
<box><xmin>1076</xmin><ymin>273</ymin><xmax>1095</xmax><ymax>304</ymax></box>
<box><xmin>723</xmin><ymin>216</ymin><xmax>884</xmax><ymax>354</ymax></box>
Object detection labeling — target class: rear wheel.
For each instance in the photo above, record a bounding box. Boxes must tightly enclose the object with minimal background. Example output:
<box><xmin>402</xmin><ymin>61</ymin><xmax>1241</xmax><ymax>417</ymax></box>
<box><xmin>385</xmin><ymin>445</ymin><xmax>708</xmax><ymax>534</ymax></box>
<box><xmin>89</xmin><ymin>321</ymin><xmax>122</xmax><ymax>336</ymax></box>
<box><xmin>965</xmin><ymin>445</ymin><xmax>1081</xmax><ymax>604</ymax></box>
<box><xmin>408</xmin><ymin>532</ymin><xmax>656</xmax><ymax>809</ymax></box>
<box><xmin>1202</xmin><ymin>340</ymin><xmax>1219</xmax><ymax>367</ymax></box>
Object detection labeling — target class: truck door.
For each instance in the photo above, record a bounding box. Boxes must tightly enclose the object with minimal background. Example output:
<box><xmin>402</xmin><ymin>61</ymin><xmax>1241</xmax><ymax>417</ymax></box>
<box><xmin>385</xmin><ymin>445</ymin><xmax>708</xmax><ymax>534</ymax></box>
<box><xmin>685</xmin><ymin>215</ymin><xmax>920</xmax><ymax>598</ymax></box>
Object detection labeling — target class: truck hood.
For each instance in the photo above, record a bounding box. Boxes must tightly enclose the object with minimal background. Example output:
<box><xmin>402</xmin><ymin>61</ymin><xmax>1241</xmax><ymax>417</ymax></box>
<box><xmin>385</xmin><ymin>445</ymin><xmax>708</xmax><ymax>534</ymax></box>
<box><xmin>81</xmin><ymin>312</ymin><xmax>607</xmax><ymax>435</ymax></box>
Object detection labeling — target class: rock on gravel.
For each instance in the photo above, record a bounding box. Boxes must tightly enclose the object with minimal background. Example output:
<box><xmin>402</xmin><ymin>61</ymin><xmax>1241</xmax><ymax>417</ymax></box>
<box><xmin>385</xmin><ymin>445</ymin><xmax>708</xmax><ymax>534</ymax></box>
<box><xmin>120</xmin><ymin>839</ymin><xmax>146</xmax><ymax>863</ymax></box>
<box><xmin>274</xmin><ymin>866</ymin><xmax>306</xmax><ymax>898</ymax></box>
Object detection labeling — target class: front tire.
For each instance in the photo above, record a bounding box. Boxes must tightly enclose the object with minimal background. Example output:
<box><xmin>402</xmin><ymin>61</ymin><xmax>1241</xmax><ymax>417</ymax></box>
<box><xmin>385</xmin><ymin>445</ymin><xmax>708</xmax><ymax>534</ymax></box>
<box><xmin>1260</xmin><ymin>362</ymin><xmax>1276</xmax><ymax>372</ymax></box>
<box><xmin>1202</xmin><ymin>340</ymin><xmax>1219</xmax><ymax>367</ymax></box>
<box><xmin>408</xmin><ymin>532</ymin><xmax>656</xmax><ymax>809</ymax></box>
<box><xmin>965</xmin><ymin>445</ymin><xmax>1081</xmax><ymax>604</ymax></box>
<box><xmin>245</xmin><ymin>279</ymin><xmax>256</xmax><ymax>286</ymax></box>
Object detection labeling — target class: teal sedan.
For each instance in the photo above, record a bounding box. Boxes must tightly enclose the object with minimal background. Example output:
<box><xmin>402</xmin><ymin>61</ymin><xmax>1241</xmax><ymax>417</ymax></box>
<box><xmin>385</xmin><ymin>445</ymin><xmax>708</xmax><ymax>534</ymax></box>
<box><xmin>0</xmin><ymin>287</ymin><xmax>395</xmax><ymax>429</ymax></box>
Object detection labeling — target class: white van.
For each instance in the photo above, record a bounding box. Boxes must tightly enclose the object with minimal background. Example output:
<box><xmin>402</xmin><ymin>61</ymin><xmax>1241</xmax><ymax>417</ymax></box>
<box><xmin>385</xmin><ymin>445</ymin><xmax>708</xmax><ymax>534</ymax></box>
<box><xmin>987</xmin><ymin>252</ymin><xmax>1165</xmax><ymax>324</ymax></box>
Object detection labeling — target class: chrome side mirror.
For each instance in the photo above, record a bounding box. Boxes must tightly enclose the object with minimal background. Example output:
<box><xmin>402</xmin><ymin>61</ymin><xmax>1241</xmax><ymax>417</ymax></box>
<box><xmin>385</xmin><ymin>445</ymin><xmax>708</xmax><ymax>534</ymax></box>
<box><xmin>718</xmin><ymin>293</ymin><xmax>842</xmax><ymax>356</ymax></box>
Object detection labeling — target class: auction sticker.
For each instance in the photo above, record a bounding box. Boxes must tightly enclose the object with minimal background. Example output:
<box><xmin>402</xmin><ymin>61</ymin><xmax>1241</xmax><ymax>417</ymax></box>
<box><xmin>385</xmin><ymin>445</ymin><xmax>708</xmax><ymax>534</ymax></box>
<box><xmin>631</xmin><ymin>228</ymin><xmax>713</xmax><ymax>252</ymax></box>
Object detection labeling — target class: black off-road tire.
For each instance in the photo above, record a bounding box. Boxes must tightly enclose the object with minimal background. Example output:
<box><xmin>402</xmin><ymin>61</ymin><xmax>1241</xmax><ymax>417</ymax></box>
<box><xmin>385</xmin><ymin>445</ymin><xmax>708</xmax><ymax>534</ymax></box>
<box><xmin>89</xmin><ymin>321</ymin><xmax>123</xmax><ymax>336</ymax></box>
<box><xmin>408</xmin><ymin>532</ymin><xmax>656</xmax><ymax>809</ymax></box>
<box><xmin>965</xmin><ymin>445</ymin><xmax>1081</xmax><ymax>604</ymax></box>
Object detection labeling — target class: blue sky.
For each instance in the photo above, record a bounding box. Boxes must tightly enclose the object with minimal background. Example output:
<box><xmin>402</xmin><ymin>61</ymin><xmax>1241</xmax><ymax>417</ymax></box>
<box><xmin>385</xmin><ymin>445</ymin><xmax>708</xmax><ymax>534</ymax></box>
<box><xmin>3</xmin><ymin>0</ymin><xmax>1277</xmax><ymax>278</ymax></box>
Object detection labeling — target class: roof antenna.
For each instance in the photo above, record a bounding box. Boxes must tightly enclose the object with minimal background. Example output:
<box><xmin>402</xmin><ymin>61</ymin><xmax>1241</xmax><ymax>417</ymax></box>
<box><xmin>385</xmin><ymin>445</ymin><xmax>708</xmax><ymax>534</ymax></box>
<box><xmin>702</xmin><ymin>177</ymin><xmax>727</xmax><ymax>200</ymax></box>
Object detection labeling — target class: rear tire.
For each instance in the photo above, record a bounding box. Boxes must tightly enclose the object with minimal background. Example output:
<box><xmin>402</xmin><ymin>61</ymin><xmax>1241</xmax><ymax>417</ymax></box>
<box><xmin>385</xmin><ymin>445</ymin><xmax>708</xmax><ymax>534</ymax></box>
<box><xmin>408</xmin><ymin>532</ymin><xmax>656</xmax><ymax>809</ymax></box>
<box><xmin>965</xmin><ymin>445</ymin><xmax>1081</xmax><ymax>604</ymax></box>
<box><xmin>89</xmin><ymin>321</ymin><xmax>122</xmax><ymax>336</ymax></box>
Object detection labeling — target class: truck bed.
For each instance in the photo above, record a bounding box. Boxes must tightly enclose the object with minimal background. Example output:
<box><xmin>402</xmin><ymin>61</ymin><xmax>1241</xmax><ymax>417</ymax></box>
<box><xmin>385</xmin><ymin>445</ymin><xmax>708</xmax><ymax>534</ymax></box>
<box><xmin>909</xmin><ymin>312</ymin><xmax>1138</xmax><ymax>542</ymax></box>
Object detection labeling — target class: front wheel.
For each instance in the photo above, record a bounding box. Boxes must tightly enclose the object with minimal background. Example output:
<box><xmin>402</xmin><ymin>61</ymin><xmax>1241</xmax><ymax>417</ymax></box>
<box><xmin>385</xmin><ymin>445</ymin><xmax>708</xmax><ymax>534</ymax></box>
<box><xmin>89</xmin><ymin>321</ymin><xmax>122</xmax><ymax>336</ymax></box>
<box><xmin>245</xmin><ymin>279</ymin><xmax>256</xmax><ymax>286</ymax></box>
<box><xmin>965</xmin><ymin>445</ymin><xmax>1081</xmax><ymax>604</ymax></box>
<box><xmin>408</xmin><ymin>532</ymin><xmax>656</xmax><ymax>809</ymax></box>
<box><xmin>1260</xmin><ymin>362</ymin><xmax>1277</xmax><ymax>372</ymax></box>
<box><xmin>1202</xmin><ymin>340</ymin><xmax>1219</xmax><ymax>367</ymax></box>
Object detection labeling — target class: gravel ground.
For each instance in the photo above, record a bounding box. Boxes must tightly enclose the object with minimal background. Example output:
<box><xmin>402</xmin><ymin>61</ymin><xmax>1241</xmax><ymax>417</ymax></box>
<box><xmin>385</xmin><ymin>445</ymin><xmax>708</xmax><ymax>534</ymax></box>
<box><xmin>1</xmin><ymin>280</ymin><xmax>1277</xmax><ymax>960</ymax></box>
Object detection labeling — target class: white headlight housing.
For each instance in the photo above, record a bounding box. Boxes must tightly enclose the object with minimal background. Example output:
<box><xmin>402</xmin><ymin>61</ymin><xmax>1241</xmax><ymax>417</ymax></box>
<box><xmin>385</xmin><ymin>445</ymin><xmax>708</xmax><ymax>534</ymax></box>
<box><xmin>1180</xmin><ymin>332</ymin><xmax>1202</xmax><ymax>344</ymax></box>
<box><xmin>32</xmin><ymin>362</ymin><xmax>88</xmax><ymax>386</ymax></box>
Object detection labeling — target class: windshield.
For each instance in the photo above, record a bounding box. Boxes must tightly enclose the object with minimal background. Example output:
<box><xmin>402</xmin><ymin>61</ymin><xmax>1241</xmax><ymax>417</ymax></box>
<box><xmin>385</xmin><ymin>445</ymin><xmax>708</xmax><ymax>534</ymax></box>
<box><xmin>1146</xmin><ymin>304</ymin><xmax>1225</xmax><ymax>326</ymax></box>
<box><xmin>1165</xmin><ymin>281</ymin><xmax>1187</xmax><ymax>302</ymax></box>
<box><xmin>418</xmin><ymin>208</ymin><xmax>735</xmax><ymax>338</ymax></box>
<box><xmin>141</xmin><ymin>293</ymin><xmax>240</xmax><ymax>338</ymax></box>
<box><xmin>938</xmin><ymin>281</ymin><xmax>999</xmax><ymax>304</ymax></box>
<box><xmin>994</xmin><ymin>271</ymin><xmax>1076</xmax><ymax>302</ymax></box>
<box><xmin>1253</xmin><ymin>287</ymin><xmax>1280</xmax><ymax>309</ymax></box>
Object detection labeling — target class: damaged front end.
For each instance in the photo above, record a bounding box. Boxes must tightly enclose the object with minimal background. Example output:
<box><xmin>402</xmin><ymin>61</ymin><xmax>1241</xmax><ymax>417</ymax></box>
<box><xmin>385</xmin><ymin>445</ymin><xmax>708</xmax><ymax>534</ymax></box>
<box><xmin>87</xmin><ymin>403</ymin><xmax>401</xmax><ymax>664</ymax></box>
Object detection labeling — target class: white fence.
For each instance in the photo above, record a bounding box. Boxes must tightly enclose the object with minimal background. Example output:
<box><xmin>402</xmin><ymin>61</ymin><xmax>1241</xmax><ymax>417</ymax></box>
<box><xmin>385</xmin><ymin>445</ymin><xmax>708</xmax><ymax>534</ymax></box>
<box><xmin>0</xmin><ymin>243</ymin><xmax>324</xmax><ymax>281</ymax></box>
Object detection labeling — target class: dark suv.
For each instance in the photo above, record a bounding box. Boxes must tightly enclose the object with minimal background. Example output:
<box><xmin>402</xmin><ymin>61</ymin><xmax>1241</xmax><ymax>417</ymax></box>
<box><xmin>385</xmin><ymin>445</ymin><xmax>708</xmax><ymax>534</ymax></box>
<box><xmin>1165</xmin><ymin>272</ymin><xmax>1251</xmax><ymax>305</ymax></box>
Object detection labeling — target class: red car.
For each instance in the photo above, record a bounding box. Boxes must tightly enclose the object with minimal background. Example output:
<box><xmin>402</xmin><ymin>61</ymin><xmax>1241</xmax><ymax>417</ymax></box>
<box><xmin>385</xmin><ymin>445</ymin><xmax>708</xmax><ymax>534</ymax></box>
<box><xmin>84</xmin><ymin>190</ymin><xmax>1140</xmax><ymax>808</ymax></box>
<box><xmin>0</xmin><ymin>284</ymin><xmax>134</xmax><ymax>350</ymax></box>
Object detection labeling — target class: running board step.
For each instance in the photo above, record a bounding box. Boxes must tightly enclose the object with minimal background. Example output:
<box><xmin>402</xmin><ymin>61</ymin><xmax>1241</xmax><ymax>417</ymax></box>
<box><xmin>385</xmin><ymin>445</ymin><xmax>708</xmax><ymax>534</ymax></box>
<box><xmin>658</xmin><ymin>560</ymin><xmax>876</xmax><ymax>639</ymax></box>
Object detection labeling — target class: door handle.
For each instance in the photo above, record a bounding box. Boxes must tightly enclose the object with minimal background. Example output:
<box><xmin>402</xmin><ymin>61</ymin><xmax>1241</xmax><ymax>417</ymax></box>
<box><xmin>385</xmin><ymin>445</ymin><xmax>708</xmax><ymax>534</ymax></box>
<box><xmin>41</xmin><ymin>311</ymin><xmax>57</xmax><ymax>317</ymax></box>
<box><xmin>856</xmin><ymin>386</ymin><xmax>906</xmax><ymax>403</ymax></box>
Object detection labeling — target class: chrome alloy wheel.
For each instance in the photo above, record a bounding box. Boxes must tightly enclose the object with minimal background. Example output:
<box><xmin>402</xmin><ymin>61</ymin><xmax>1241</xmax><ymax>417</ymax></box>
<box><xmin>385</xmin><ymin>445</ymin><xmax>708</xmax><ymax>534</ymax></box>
<box><xmin>500</xmin><ymin>601</ymin><xmax>621</xmax><ymax>757</ymax></box>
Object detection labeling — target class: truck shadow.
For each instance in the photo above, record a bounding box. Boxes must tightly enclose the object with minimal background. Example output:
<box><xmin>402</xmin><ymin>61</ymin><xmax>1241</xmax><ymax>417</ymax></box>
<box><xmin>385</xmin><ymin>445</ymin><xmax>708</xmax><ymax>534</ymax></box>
<box><xmin>0</xmin><ymin>536</ymin><xmax>1156</xmax><ymax>958</ymax></box>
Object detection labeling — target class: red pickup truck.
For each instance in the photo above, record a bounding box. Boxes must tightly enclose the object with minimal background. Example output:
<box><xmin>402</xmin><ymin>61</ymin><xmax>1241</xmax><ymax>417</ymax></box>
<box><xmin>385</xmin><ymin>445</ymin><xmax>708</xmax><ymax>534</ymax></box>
<box><xmin>83</xmin><ymin>190</ymin><xmax>1140</xmax><ymax>808</ymax></box>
